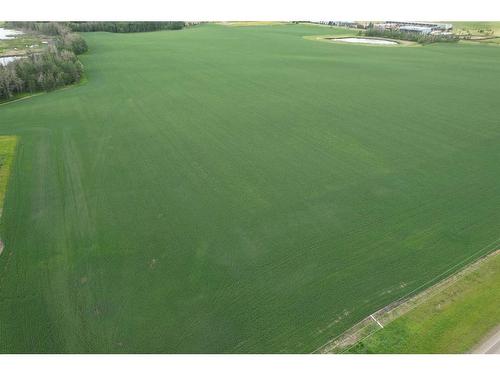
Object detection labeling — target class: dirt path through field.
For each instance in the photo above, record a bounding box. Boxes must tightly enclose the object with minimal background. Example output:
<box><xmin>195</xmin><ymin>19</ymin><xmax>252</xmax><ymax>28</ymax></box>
<box><xmin>472</xmin><ymin>325</ymin><xmax>500</xmax><ymax>354</ymax></box>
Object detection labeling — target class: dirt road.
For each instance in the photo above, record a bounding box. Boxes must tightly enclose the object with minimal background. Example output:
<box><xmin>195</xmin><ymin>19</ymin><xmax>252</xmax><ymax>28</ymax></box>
<box><xmin>472</xmin><ymin>325</ymin><xmax>500</xmax><ymax>354</ymax></box>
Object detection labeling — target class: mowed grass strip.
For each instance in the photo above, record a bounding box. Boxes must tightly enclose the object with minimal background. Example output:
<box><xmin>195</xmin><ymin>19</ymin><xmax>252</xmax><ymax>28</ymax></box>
<box><xmin>347</xmin><ymin>251</ymin><xmax>500</xmax><ymax>353</ymax></box>
<box><xmin>0</xmin><ymin>136</ymin><xmax>17</xmax><ymax>213</ymax></box>
<box><xmin>0</xmin><ymin>24</ymin><xmax>499</xmax><ymax>353</ymax></box>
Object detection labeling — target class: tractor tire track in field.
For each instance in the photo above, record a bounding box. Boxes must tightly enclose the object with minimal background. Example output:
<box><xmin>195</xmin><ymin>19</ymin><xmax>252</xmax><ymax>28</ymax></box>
<box><xmin>60</xmin><ymin>130</ymin><xmax>96</xmax><ymax>244</ymax></box>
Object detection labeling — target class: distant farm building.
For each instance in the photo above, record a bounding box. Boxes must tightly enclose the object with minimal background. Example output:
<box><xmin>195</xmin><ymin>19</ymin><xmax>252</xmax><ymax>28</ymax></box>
<box><xmin>399</xmin><ymin>26</ymin><xmax>433</xmax><ymax>34</ymax></box>
<box><xmin>318</xmin><ymin>21</ymin><xmax>453</xmax><ymax>33</ymax></box>
<box><xmin>374</xmin><ymin>21</ymin><xmax>453</xmax><ymax>34</ymax></box>
<box><xmin>319</xmin><ymin>21</ymin><xmax>368</xmax><ymax>29</ymax></box>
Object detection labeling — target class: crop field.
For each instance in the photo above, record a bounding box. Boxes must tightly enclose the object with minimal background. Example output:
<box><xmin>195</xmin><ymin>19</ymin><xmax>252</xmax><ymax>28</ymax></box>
<box><xmin>0</xmin><ymin>23</ymin><xmax>499</xmax><ymax>353</ymax></box>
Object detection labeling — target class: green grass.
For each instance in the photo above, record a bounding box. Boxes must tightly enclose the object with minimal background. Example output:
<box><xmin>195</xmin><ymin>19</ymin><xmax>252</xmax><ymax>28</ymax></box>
<box><xmin>347</xmin><ymin>253</ymin><xmax>500</xmax><ymax>353</ymax></box>
<box><xmin>0</xmin><ymin>136</ymin><xmax>17</xmax><ymax>212</ymax></box>
<box><xmin>0</xmin><ymin>23</ymin><xmax>499</xmax><ymax>353</ymax></box>
<box><xmin>451</xmin><ymin>21</ymin><xmax>500</xmax><ymax>35</ymax></box>
<box><xmin>218</xmin><ymin>21</ymin><xmax>289</xmax><ymax>27</ymax></box>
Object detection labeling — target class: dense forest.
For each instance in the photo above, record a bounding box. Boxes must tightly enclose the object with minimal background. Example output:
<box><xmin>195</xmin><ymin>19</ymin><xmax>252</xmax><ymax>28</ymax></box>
<box><xmin>67</xmin><ymin>21</ymin><xmax>186</xmax><ymax>33</ymax></box>
<box><xmin>0</xmin><ymin>24</ymin><xmax>87</xmax><ymax>100</ymax></box>
<box><xmin>0</xmin><ymin>47</ymin><xmax>84</xmax><ymax>100</ymax></box>
<box><xmin>6</xmin><ymin>21</ymin><xmax>186</xmax><ymax>34</ymax></box>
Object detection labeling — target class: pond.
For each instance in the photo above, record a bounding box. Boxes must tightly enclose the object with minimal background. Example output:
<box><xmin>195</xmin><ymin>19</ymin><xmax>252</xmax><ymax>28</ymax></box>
<box><xmin>0</xmin><ymin>28</ymin><xmax>24</xmax><ymax>40</ymax></box>
<box><xmin>0</xmin><ymin>56</ymin><xmax>23</xmax><ymax>66</ymax></box>
<box><xmin>329</xmin><ymin>37</ymin><xmax>398</xmax><ymax>45</ymax></box>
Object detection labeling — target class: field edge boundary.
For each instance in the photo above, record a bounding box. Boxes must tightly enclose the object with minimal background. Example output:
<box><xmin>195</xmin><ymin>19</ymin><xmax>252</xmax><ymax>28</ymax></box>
<box><xmin>314</xmin><ymin>243</ymin><xmax>500</xmax><ymax>354</ymax></box>
<box><xmin>0</xmin><ymin>135</ymin><xmax>19</xmax><ymax>256</ymax></box>
<box><xmin>0</xmin><ymin>73</ymin><xmax>88</xmax><ymax>107</ymax></box>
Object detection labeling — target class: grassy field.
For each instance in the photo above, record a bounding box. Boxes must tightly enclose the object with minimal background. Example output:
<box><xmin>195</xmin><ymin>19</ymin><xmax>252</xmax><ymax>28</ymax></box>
<box><xmin>448</xmin><ymin>21</ymin><xmax>500</xmax><ymax>46</ymax></box>
<box><xmin>0</xmin><ymin>24</ymin><xmax>499</xmax><ymax>353</ymax></box>
<box><xmin>218</xmin><ymin>21</ymin><xmax>288</xmax><ymax>27</ymax></box>
<box><xmin>451</xmin><ymin>21</ymin><xmax>500</xmax><ymax>35</ymax></box>
<box><xmin>347</xmin><ymin>252</ymin><xmax>500</xmax><ymax>353</ymax></box>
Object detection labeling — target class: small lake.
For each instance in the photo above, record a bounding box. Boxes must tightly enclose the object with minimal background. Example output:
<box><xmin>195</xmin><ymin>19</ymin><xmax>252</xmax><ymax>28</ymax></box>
<box><xmin>0</xmin><ymin>56</ymin><xmax>23</xmax><ymax>66</ymax></box>
<box><xmin>0</xmin><ymin>28</ymin><xmax>24</xmax><ymax>40</ymax></box>
<box><xmin>330</xmin><ymin>37</ymin><xmax>398</xmax><ymax>45</ymax></box>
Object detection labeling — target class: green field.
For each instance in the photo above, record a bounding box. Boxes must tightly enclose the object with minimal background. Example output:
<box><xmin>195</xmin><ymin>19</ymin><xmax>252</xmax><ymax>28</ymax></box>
<box><xmin>449</xmin><ymin>21</ymin><xmax>500</xmax><ymax>45</ymax></box>
<box><xmin>347</xmin><ymin>252</ymin><xmax>500</xmax><ymax>353</ymax></box>
<box><xmin>0</xmin><ymin>24</ymin><xmax>499</xmax><ymax>353</ymax></box>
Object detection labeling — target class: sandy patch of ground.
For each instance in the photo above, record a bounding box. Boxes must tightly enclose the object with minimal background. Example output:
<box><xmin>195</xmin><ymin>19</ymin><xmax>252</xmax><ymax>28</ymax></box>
<box><xmin>304</xmin><ymin>35</ymin><xmax>419</xmax><ymax>47</ymax></box>
<box><xmin>149</xmin><ymin>258</ymin><xmax>158</xmax><ymax>269</ymax></box>
<box><xmin>328</xmin><ymin>37</ymin><xmax>398</xmax><ymax>45</ymax></box>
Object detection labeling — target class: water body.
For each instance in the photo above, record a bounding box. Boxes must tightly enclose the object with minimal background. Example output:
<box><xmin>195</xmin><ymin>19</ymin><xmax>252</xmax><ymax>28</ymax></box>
<box><xmin>331</xmin><ymin>37</ymin><xmax>398</xmax><ymax>45</ymax></box>
<box><xmin>0</xmin><ymin>28</ymin><xmax>24</xmax><ymax>40</ymax></box>
<box><xmin>0</xmin><ymin>56</ymin><xmax>23</xmax><ymax>66</ymax></box>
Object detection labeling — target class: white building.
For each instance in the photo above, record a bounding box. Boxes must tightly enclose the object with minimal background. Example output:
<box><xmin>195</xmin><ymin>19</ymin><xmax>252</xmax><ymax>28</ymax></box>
<box><xmin>400</xmin><ymin>25</ymin><xmax>433</xmax><ymax>34</ymax></box>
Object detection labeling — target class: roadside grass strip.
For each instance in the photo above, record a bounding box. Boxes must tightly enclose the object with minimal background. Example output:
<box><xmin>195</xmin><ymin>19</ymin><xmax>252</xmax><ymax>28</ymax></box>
<box><xmin>0</xmin><ymin>136</ymin><xmax>17</xmax><ymax>212</ymax></box>
<box><xmin>317</xmin><ymin>247</ymin><xmax>500</xmax><ymax>353</ymax></box>
<box><xmin>0</xmin><ymin>135</ymin><xmax>18</xmax><ymax>254</ymax></box>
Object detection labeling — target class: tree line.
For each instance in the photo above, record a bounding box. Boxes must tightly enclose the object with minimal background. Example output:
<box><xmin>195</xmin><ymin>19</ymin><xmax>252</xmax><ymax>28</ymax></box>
<box><xmin>0</xmin><ymin>47</ymin><xmax>84</xmax><ymax>100</ymax></box>
<box><xmin>0</xmin><ymin>23</ymin><xmax>87</xmax><ymax>101</ymax></box>
<box><xmin>6</xmin><ymin>21</ymin><xmax>186</xmax><ymax>34</ymax></box>
<box><xmin>66</xmin><ymin>21</ymin><xmax>186</xmax><ymax>33</ymax></box>
<box><xmin>363</xmin><ymin>27</ymin><xmax>459</xmax><ymax>44</ymax></box>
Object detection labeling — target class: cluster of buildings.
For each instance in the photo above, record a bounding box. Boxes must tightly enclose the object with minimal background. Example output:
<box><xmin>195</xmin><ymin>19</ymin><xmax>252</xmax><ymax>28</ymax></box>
<box><xmin>316</xmin><ymin>21</ymin><xmax>454</xmax><ymax>35</ymax></box>
<box><xmin>373</xmin><ymin>21</ymin><xmax>453</xmax><ymax>35</ymax></box>
<box><xmin>316</xmin><ymin>21</ymin><xmax>365</xmax><ymax>29</ymax></box>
